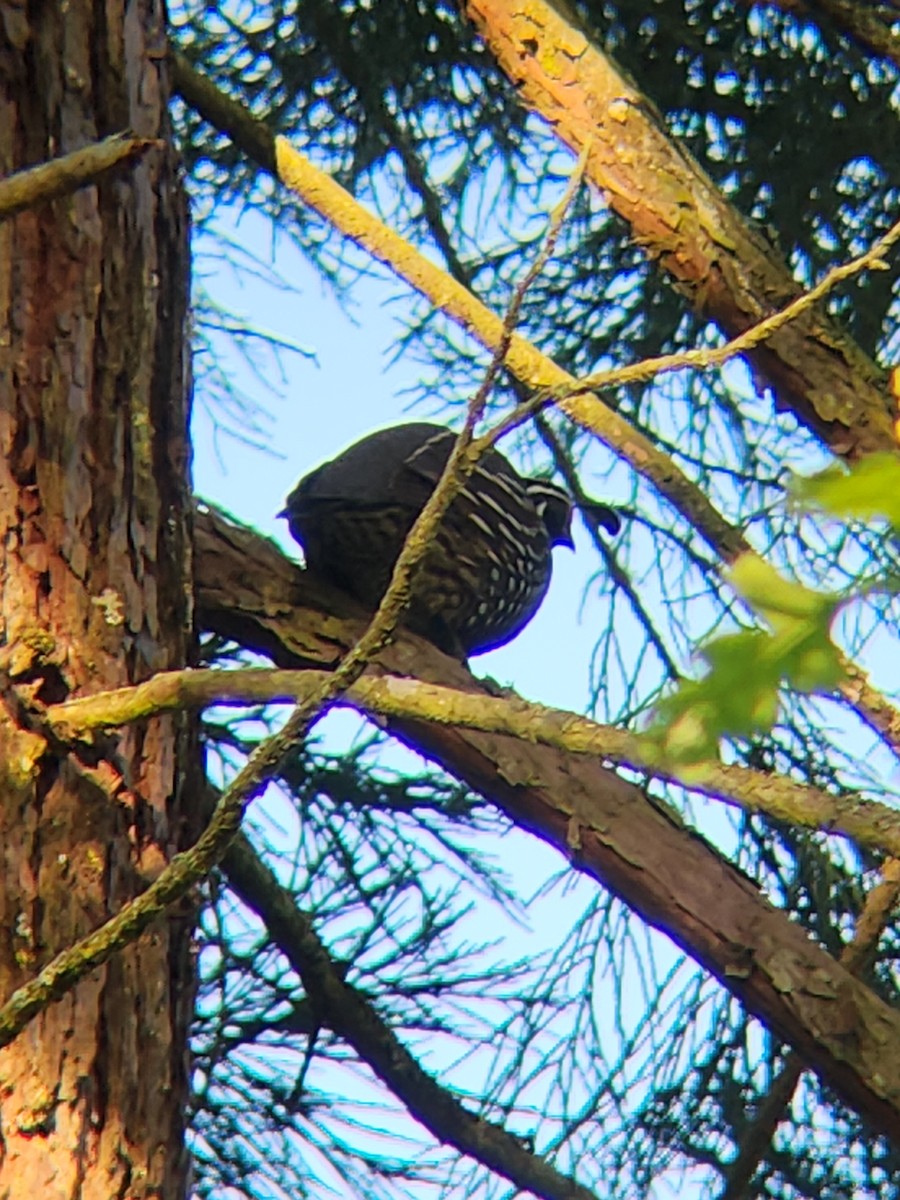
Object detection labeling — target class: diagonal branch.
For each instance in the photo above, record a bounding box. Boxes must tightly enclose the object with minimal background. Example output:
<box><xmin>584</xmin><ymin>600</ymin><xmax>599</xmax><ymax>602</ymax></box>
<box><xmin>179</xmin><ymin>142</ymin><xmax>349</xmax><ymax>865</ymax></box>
<box><xmin>169</xmin><ymin>46</ymin><xmax>745</xmax><ymax>562</ymax></box>
<box><xmin>464</xmin><ymin>0</ymin><xmax>896</xmax><ymax>460</ymax></box>
<box><xmin>189</xmin><ymin>505</ymin><xmax>900</xmax><ymax>1139</ymax></box>
<box><xmin>720</xmin><ymin>857</ymin><xmax>900</xmax><ymax>1199</ymax></box>
<box><xmin>223</xmin><ymin>832</ymin><xmax>604</xmax><ymax>1200</ymax></box>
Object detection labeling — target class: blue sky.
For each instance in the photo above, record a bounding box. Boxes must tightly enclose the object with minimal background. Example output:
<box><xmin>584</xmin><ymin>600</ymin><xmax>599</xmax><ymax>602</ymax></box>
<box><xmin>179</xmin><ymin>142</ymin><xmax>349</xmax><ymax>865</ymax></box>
<box><xmin>191</xmin><ymin>204</ymin><xmax>617</xmax><ymax>708</ymax></box>
<box><xmin>187</xmin><ymin>173</ymin><xmax>897</xmax><ymax>1196</ymax></box>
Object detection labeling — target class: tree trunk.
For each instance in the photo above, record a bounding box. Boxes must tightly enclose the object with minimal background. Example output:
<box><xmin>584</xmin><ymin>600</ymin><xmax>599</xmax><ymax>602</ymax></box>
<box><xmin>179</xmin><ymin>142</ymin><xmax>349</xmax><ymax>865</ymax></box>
<box><xmin>0</xmin><ymin>4</ymin><xmax>196</xmax><ymax>1195</ymax></box>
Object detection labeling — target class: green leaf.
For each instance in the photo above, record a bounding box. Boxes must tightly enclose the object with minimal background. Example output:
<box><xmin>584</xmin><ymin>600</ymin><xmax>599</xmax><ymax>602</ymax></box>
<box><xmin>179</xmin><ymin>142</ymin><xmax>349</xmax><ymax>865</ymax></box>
<box><xmin>643</xmin><ymin>558</ymin><xmax>846</xmax><ymax>769</ymax></box>
<box><xmin>728</xmin><ymin>553</ymin><xmax>833</xmax><ymax>623</ymax></box>
<box><xmin>792</xmin><ymin>453</ymin><xmax>900</xmax><ymax>526</ymax></box>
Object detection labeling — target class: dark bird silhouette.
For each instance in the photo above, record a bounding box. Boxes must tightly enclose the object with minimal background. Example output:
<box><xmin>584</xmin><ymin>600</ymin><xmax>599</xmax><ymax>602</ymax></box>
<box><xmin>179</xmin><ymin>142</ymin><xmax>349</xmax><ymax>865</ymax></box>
<box><xmin>280</xmin><ymin>422</ymin><xmax>617</xmax><ymax>658</ymax></box>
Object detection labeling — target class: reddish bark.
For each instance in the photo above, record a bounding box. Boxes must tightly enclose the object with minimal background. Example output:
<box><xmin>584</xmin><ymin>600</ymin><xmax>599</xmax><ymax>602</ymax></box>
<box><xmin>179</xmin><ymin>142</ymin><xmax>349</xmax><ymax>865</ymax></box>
<box><xmin>0</xmin><ymin>3</ymin><xmax>196</xmax><ymax>1194</ymax></box>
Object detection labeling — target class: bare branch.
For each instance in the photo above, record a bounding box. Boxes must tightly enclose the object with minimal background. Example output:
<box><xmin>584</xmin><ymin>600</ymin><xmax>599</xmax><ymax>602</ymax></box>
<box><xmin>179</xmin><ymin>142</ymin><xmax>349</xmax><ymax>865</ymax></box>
<box><xmin>0</xmin><ymin>133</ymin><xmax>159</xmax><ymax>220</ymax></box>
<box><xmin>464</xmin><ymin>0</ymin><xmax>896</xmax><ymax>460</ymax></box>
<box><xmin>47</xmin><ymin>666</ymin><xmax>900</xmax><ymax>861</ymax></box>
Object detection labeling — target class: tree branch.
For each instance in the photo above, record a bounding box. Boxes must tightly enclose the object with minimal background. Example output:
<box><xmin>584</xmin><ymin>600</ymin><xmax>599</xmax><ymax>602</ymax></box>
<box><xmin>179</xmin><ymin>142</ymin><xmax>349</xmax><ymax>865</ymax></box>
<box><xmin>188</xmin><ymin>505</ymin><xmax>900</xmax><ymax>1139</ymax></box>
<box><xmin>223</xmin><ymin>832</ymin><xmax>604</xmax><ymax>1200</ymax></box>
<box><xmin>720</xmin><ymin>858</ymin><xmax>900</xmax><ymax>1198</ymax></box>
<box><xmin>170</xmin><ymin>45</ymin><xmax>747</xmax><ymax>563</ymax></box>
<box><xmin>464</xmin><ymin>0</ymin><xmax>896</xmax><ymax>460</ymax></box>
<box><xmin>47</xmin><ymin>664</ymin><xmax>900</xmax><ymax>861</ymax></box>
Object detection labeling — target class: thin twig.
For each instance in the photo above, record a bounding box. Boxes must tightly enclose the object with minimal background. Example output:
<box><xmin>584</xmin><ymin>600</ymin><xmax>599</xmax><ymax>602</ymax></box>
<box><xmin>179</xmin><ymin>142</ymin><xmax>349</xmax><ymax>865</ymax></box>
<box><xmin>572</xmin><ymin>212</ymin><xmax>900</xmax><ymax>393</ymax></box>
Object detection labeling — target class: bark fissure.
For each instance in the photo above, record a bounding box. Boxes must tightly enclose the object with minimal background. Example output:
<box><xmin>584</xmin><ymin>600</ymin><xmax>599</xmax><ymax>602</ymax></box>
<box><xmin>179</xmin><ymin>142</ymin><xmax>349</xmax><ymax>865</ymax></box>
<box><xmin>0</xmin><ymin>3</ymin><xmax>197</xmax><ymax>1194</ymax></box>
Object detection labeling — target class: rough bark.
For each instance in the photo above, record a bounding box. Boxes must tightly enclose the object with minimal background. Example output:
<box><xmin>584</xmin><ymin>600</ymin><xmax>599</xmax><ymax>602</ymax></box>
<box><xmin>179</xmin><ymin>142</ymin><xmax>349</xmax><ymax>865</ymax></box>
<box><xmin>465</xmin><ymin>0</ymin><xmax>896</xmax><ymax>461</ymax></box>
<box><xmin>0</xmin><ymin>4</ymin><xmax>196</xmax><ymax>1195</ymax></box>
<box><xmin>195</xmin><ymin>506</ymin><xmax>900</xmax><ymax>1142</ymax></box>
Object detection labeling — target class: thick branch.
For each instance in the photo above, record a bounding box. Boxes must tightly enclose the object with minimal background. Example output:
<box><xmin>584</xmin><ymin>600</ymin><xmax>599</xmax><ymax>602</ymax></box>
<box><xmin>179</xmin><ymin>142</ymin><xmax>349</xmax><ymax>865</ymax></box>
<box><xmin>464</xmin><ymin>0</ymin><xmax>896</xmax><ymax>460</ymax></box>
<box><xmin>192</xmin><ymin>506</ymin><xmax>900</xmax><ymax>1140</ymax></box>
<box><xmin>721</xmin><ymin>859</ymin><xmax>900</xmax><ymax>1198</ymax></box>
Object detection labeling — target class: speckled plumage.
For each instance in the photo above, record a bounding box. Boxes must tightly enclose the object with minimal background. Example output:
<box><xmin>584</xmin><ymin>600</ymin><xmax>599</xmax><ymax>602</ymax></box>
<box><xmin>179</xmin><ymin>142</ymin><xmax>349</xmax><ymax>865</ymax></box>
<box><xmin>281</xmin><ymin>423</ymin><xmax>593</xmax><ymax>657</ymax></box>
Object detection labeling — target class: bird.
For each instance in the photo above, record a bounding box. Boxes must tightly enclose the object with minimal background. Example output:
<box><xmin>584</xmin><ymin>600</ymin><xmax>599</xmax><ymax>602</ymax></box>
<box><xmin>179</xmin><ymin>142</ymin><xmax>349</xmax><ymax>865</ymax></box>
<box><xmin>280</xmin><ymin>422</ymin><xmax>617</xmax><ymax>658</ymax></box>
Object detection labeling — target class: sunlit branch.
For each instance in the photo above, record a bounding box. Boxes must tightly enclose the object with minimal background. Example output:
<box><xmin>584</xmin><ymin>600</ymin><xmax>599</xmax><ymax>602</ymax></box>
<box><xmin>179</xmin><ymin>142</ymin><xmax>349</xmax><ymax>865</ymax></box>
<box><xmin>0</xmin><ymin>132</ymin><xmax>158</xmax><ymax>221</ymax></box>
<box><xmin>464</xmin><ymin>0</ymin><xmax>896</xmax><ymax>460</ymax></box>
<box><xmin>48</xmin><ymin>666</ymin><xmax>900</xmax><ymax>861</ymax></box>
<box><xmin>170</xmin><ymin>46</ymin><xmax>747</xmax><ymax>563</ymax></box>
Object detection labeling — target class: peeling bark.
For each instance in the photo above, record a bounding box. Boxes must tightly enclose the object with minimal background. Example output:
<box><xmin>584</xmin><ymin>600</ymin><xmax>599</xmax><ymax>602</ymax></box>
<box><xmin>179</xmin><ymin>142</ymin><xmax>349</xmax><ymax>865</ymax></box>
<box><xmin>0</xmin><ymin>3</ymin><xmax>197</xmax><ymax>1195</ymax></box>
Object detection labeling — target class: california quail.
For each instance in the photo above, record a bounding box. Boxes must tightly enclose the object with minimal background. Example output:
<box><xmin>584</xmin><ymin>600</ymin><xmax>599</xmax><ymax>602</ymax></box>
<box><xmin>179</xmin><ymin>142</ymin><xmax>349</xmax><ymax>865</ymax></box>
<box><xmin>280</xmin><ymin>422</ymin><xmax>615</xmax><ymax>658</ymax></box>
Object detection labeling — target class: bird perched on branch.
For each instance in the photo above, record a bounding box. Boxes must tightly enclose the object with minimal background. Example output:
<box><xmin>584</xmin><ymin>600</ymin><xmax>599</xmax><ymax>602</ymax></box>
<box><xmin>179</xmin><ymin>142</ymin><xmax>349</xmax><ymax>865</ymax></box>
<box><xmin>280</xmin><ymin>422</ymin><xmax>618</xmax><ymax>658</ymax></box>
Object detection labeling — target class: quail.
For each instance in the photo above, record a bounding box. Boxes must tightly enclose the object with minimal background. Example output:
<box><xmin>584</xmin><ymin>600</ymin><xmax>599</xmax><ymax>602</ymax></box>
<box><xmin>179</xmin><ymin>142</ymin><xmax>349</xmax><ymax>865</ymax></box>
<box><xmin>280</xmin><ymin>422</ymin><xmax>617</xmax><ymax>658</ymax></box>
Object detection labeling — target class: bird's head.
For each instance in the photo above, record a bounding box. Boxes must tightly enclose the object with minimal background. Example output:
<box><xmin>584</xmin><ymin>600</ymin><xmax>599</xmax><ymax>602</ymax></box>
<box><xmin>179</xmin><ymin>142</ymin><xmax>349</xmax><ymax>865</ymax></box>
<box><xmin>525</xmin><ymin>479</ymin><xmax>621</xmax><ymax>549</ymax></box>
<box><xmin>525</xmin><ymin>480</ymin><xmax>576</xmax><ymax>549</ymax></box>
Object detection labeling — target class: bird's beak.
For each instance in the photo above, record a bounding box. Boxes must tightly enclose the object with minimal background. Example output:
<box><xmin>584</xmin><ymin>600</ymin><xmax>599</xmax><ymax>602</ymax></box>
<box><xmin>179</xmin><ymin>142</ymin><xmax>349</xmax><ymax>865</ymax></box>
<box><xmin>581</xmin><ymin>501</ymin><xmax>621</xmax><ymax>537</ymax></box>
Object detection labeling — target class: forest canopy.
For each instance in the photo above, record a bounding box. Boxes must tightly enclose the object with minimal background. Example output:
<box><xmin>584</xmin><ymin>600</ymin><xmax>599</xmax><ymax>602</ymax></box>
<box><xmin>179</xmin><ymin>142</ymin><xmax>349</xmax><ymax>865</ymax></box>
<box><xmin>2</xmin><ymin>1</ymin><xmax>899</xmax><ymax>1198</ymax></box>
<box><xmin>178</xmin><ymin>1</ymin><xmax>900</xmax><ymax>1194</ymax></box>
